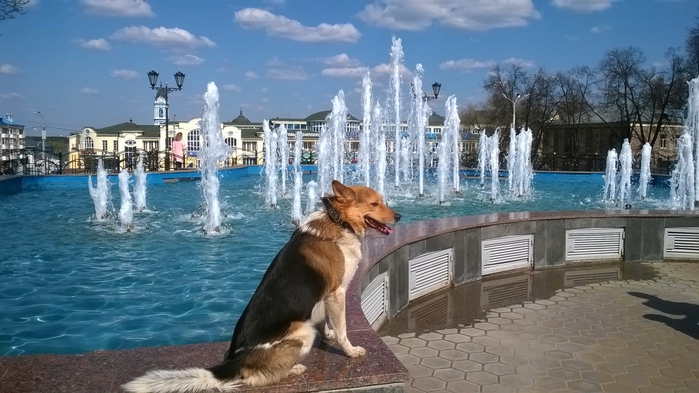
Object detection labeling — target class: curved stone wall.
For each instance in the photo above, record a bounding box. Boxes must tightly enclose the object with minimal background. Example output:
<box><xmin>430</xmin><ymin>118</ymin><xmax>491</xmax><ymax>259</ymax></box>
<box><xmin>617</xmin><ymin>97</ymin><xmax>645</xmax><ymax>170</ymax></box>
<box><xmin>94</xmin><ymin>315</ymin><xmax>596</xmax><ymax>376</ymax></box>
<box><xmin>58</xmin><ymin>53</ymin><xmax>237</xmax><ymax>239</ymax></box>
<box><xmin>350</xmin><ymin>210</ymin><xmax>699</xmax><ymax>385</ymax></box>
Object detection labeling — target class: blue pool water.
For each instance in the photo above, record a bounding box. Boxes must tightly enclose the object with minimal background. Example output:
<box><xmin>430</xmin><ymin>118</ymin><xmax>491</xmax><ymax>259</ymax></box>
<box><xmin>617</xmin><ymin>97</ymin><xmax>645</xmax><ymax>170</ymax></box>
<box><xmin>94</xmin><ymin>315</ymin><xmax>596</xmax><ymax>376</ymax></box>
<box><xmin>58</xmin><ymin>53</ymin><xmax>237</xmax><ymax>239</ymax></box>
<box><xmin>0</xmin><ymin>172</ymin><xmax>672</xmax><ymax>356</ymax></box>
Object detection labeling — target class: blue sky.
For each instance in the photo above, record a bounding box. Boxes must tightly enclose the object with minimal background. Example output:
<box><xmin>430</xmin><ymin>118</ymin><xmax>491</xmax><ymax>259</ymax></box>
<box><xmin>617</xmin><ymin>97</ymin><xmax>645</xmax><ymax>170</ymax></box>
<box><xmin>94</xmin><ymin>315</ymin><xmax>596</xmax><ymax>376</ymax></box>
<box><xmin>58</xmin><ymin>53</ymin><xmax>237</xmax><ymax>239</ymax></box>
<box><xmin>1</xmin><ymin>0</ymin><xmax>697</xmax><ymax>136</ymax></box>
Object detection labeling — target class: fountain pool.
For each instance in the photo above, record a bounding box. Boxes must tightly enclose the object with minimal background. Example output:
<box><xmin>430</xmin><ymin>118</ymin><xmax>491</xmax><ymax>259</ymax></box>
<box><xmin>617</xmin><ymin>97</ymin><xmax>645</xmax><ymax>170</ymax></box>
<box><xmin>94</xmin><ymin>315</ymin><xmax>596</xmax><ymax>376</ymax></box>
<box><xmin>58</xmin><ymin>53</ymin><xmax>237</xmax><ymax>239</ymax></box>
<box><xmin>0</xmin><ymin>171</ymin><xmax>672</xmax><ymax>357</ymax></box>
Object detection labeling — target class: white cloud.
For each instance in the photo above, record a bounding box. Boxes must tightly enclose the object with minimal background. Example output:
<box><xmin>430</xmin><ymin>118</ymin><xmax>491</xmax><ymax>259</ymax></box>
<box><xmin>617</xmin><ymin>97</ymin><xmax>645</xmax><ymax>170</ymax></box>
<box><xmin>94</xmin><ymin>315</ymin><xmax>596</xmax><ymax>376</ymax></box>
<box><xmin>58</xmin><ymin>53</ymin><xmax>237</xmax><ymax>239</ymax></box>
<box><xmin>223</xmin><ymin>84</ymin><xmax>242</xmax><ymax>92</ymax></box>
<box><xmin>244</xmin><ymin>71</ymin><xmax>259</xmax><ymax>80</ymax></box>
<box><xmin>79</xmin><ymin>87</ymin><xmax>100</xmax><ymax>94</ymax></box>
<box><xmin>234</xmin><ymin>8</ymin><xmax>362</xmax><ymax>43</ymax></box>
<box><xmin>110</xmin><ymin>26</ymin><xmax>217</xmax><ymax>49</ymax></box>
<box><xmin>0</xmin><ymin>92</ymin><xmax>23</xmax><ymax>100</ymax></box>
<box><xmin>322</xmin><ymin>67</ymin><xmax>369</xmax><ymax>79</ymax></box>
<box><xmin>81</xmin><ymin>0</ymin><xmax>155</xmax><ymax>17</ymax></box>
<box><xmin>0</xmin><ymin>64</ymin><xmax>21</xmax><ymax>74</ymax></box>
<box><xmin>110</xmin><ymin>69</ymin><xmax>140</xmax><ymax>80</ymax></box>
<box><xmin>591</xmin><ymin>25</ymin><xmax>610</xmax><ymax>33</ymax></box>
<box><xmin>439</xmin><ymin>59</ymin><xmax>496</xmax><ymax>72</ymax></box>
<box><xmin>503</xmin><ymin>57</ymin><xmax>537</xmax><ymax>68</ymax></box>
<box><xmin>551</xmin><ymin>0</ymin><xmax>614</xmax><ymax>13</ymax></box>
<box><xmin>358</xmin><ymin>0</ymin><xmax>540</xmax><ymax>31</ymax></box>
<box><xmin>265</xmin><ymin>57</ymin><xmax>284</xmax><ymax>67</ymax></box>
<box><xmin>170</xmin><ymin>54</ymin><xmax>204</xmax><ymax>65</ymax></box>
<box><xmin>319</xmin><ymin>53</ymin><xmax>362</xmax><ymax>67</ymax></box>
<box><xmin>260</xmin><ymin>87</ymin><xmax>269</xmax><ymax>93</ymax></box>
<box><xmin>267</xmin><ymin>67</ymin><xmax>309</xmax><ymax>81</ymax></box>
<box><xmin>80</xmin><ymin>38</ymin><xmax>111</xmax><ymax>50</ymax></box>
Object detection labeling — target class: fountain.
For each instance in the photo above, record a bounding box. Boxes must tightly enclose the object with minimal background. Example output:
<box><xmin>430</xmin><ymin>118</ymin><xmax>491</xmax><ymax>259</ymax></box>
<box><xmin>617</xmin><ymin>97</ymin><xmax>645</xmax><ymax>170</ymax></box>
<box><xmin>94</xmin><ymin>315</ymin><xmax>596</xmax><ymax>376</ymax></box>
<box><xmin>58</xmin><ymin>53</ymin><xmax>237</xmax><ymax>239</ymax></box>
<box><xmin>359</xmin><ymin>71</ymin><xmax>372</xmax><ymax>187</ymax></box>
<box><xmin>389</xmin><ymin>36</ymin><xmax>404</xmax><ymax>189</ymax></box>
<box><xmin>117</xmin><ymin>168</ymin><xmax>134</xmax><ymax>231</ymax></box>
<box><xmin>88</xmin><ymin>158</ymin><xmax>111</xmax><ymax>220</ymax></box>
<box><xmin>603</xmin><ymin>148</ymin><xmax>618</xmax><ymax>202</ymax></box>
<box><xmin>198</xmin><ymin>82</ymin><xmax>230</xmax><ymax>234</ymax></box>
<box><xmin>133</xmin><ymin>153</ymin><xmax>147</xmax><ymax>212</ymax></box>
<box><xmin>638</xmin><ymin>143</ymin><xmax>652</xmax><ymax>199</ymax></box>
<box><xmin>617</xmin><ymin>139</ymin><xmax>633</xmax><ymax>207</ymax></box>
<box><xmin>263</xmin><ymin>119</ymin><xmax>278</xmax><ymax>208</ymax></box>
<box><xmin>291</xmin><ymin>130</ymin><xmax>303</xmax><ymax>225</ymax></box>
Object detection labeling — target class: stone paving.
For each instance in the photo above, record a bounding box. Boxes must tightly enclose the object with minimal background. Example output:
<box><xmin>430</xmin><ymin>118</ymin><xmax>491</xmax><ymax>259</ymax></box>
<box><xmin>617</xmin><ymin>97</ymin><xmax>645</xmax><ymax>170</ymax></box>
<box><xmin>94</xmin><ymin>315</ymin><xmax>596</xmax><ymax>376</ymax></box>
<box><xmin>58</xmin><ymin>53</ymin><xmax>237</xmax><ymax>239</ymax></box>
<box><xmin>380</xmin><ymin>263</ymin><xmax>699</xmax><ymax>393</ymax></box>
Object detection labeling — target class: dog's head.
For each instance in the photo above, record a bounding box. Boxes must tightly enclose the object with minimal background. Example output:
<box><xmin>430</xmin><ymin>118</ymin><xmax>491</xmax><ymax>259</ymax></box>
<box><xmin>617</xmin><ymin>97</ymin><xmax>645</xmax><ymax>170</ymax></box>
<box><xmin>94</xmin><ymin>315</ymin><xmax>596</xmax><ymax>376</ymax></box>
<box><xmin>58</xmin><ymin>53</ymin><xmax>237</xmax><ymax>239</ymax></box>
<box><xmin>327</xmin><ymin>180</ymin><xmax>400</xmax><ymax>237</ymax></box>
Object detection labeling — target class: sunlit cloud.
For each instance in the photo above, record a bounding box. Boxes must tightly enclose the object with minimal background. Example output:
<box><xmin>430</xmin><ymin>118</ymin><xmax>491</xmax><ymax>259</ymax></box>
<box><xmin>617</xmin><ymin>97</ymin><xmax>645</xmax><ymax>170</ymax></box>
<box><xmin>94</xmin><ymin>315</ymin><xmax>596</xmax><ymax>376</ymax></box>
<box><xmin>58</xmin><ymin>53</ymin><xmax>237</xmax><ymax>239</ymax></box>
<box><xmin>244</xmin><ymin>71</ymin><xmax>259</xmax><ymax>80</ymax></box>
<box><xmin>318</xmin><ymin>53</ymin><xmax>362</xmax><ymax>67</ymax></box>
<box><xmin>79</xmin><ymin>38</ymin><xmax>111</xmax><ymax>50</ymax></box>
<box><xmin>267</xmin><ymin>67</ymin><xmax>309</xmax><ymax>81</ymax></box>
<box><xmin>170</xmin><ymin>54</ymin><xmax>205</xmax><ymax>65</ymax></box>
<box><xmin>81</xmin><ymin>0</ymin><xmax>155</xmax><ymax>17</ymax></box>
<box><xmin>110</xmin><ymin>69</ymin><xmax>140</xmax><ymax>80</ymax></box>
<box><xmin>235</xmin><ymin>8</ymin><xmax>361</xmax><ymax>43</ymax></box>
<box><xmin>0</xmin><ymin>64</ymin><xmax>21</xmax><ymax>74</ymax></box>
<box><xmin>223</xmin><ymin>84</ymin><xmax>242</xmax><ymax>92</ymax></box>
<box><xmin>358</xmin><ymin>0</ymin><xmax>540</xmax><ymax>31</ymax></box>
<box><xmin>110</xmin><ymin>26</ymin><xmax>216</xmax><ymax>50</ymax></box>
<box><xmin>439</xmin><ymin>59</ymin><xmax>496</xmax><ymax>73</ymax></box>
<box><xmin>79</xmin><ymin>87</ymin><xmax>100</xmax><ymax>94</ymax></box>
<box><xmin>551</xmin><ymin>0</ymin><xmax>614</xmax><ymax>13</ymax></box>
<box><xmin>322</xmin><ymin>67</ymin><xmax>369</xmax><ymax>79</ymax></box>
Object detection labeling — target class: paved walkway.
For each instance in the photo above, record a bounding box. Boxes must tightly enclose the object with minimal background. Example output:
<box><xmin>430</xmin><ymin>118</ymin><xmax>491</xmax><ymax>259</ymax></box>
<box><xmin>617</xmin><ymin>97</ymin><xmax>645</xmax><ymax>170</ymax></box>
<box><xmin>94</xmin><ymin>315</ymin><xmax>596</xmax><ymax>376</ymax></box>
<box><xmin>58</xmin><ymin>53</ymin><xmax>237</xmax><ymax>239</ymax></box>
<box><xmin>379</xmin><ymin>262</ymin><xmax>699</xmax><ymax>393</ymax></box>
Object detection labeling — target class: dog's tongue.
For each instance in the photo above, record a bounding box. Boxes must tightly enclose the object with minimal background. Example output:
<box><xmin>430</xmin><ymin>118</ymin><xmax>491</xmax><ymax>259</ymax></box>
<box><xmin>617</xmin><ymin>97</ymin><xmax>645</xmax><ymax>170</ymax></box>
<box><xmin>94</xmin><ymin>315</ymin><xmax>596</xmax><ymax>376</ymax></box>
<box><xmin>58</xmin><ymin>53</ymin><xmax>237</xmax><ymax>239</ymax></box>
<box><xmin>366</xmin><ymin>217</ymin><xmax>393</xmax><ymax>235</ymax></box>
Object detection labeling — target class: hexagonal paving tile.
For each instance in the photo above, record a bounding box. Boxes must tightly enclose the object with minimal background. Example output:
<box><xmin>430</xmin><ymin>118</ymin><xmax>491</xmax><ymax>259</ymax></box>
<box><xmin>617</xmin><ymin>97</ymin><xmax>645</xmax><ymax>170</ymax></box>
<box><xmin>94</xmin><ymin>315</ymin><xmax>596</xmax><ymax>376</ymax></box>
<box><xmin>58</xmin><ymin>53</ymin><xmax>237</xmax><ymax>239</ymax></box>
<box><xmin>432</xmin><ymin>368</ymin><xmax>465</xmax><ymax>382</ymax></box>
<box><xmin>410</xmin><ymin>376</ymin><xmax>446</xmax><ymax>392</ymax></box>
<box><xmin>466</xmin><ymin>370</ymin><xmax>498</xmax><ymax>385</ymax></box>
<box><xmin>420</xmin><ymin>356</ymin><xmax>452</xmax><ymax>370</ymax></box>
<box><xmin>427</xmin><ymin>340</ymin><xmax>456</xmax><ymax>351</ymax></box>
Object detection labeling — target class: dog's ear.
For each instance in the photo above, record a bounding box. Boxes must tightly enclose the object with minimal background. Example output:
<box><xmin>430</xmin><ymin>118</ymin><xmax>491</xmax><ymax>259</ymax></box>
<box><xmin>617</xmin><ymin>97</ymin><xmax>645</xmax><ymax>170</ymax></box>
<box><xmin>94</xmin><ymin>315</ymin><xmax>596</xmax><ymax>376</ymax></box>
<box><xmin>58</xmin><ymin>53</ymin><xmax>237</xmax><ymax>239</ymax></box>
<box><xmin>332</xmin><ymin>180</ymin><xmax>355</xmax><ymax>203</ymax></box>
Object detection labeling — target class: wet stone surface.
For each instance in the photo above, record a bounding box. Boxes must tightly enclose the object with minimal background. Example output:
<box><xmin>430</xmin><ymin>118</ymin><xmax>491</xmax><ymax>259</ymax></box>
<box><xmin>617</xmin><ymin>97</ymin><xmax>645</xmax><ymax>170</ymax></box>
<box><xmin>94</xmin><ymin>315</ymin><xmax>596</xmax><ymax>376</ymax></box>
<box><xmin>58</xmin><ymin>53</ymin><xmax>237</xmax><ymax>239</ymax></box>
<box><xmin>380</xmin><ymin>262</ymin><xmax>699</xmax><ymax>393</ymax></box>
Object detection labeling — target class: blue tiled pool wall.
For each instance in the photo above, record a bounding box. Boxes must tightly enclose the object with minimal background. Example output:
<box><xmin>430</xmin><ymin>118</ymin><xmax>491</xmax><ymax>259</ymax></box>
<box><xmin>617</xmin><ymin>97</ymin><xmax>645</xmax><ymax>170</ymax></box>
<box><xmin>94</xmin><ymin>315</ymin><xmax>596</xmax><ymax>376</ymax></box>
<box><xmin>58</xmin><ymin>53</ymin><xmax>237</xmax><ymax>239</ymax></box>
<box><xmin>361</xmin><ymin>215</ymin><xmax>699</xmax><ymax>321</ymax></box>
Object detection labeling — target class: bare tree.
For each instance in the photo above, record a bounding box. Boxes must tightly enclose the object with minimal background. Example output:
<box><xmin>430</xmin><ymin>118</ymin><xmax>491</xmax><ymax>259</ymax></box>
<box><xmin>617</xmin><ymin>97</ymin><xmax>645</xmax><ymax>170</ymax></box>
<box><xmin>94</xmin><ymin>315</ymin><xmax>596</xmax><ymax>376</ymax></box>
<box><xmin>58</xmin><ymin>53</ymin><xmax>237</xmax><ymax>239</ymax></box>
<box><xmin>687</xmin><ymin>11</ymin><xmax>699</xmax><ymax>77</ymax></box>
<box><xmin>1</xmin><ymin>0</ymin><xmax>29</xmax><ymax>21</ymax></box>
<box><xmin>597</xmin><ymin>47</ymin><xmax>648</xmax><ymax>144</ymax></box>
<box><xmin>637</xmin><ymin>48</ymin><xmax>690</xmax><ymax>147</ymax></box>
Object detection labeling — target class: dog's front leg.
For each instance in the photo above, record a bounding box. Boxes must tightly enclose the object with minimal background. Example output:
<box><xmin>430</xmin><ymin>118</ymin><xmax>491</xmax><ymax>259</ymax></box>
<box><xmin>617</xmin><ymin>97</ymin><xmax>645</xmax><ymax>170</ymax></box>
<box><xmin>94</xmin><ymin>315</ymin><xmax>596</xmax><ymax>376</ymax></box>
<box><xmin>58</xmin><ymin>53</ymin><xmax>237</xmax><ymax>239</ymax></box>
<box><xmin>325</xmin><ymin>289</ymin><xmax>366</xmax><ymax>358</ymax></box>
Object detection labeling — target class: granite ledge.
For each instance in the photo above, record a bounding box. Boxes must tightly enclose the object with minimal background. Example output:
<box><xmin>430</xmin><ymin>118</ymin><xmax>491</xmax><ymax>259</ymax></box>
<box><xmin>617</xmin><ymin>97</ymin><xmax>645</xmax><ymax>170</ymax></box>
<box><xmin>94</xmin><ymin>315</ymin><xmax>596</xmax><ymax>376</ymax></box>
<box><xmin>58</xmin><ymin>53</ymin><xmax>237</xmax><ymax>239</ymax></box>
<box><xmin>0</xmin><ymin>328</ymin><xmax>407</xmax><ymax>393</ymax></box>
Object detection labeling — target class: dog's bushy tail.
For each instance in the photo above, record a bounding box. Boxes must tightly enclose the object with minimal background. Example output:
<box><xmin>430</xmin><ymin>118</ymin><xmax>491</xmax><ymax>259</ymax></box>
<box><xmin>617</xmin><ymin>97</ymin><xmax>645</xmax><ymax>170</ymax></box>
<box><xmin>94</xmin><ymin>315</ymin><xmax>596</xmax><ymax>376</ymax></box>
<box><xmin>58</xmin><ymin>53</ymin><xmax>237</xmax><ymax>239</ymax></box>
<box><xmin>121</xmin><ymin>366</ymin><xmax>243</xmax><ymax>393</ymax></box>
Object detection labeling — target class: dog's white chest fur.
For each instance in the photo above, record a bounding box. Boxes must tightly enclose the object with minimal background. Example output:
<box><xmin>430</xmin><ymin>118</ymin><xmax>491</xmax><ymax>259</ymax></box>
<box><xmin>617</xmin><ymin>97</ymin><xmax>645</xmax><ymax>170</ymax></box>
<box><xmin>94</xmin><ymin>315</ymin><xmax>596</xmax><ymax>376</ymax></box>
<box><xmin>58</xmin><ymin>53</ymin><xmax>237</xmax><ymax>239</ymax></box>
<box><xmin>336</xmin><ymin>230</ymin><xmax>362</xmax><ymax>287</ymax></box>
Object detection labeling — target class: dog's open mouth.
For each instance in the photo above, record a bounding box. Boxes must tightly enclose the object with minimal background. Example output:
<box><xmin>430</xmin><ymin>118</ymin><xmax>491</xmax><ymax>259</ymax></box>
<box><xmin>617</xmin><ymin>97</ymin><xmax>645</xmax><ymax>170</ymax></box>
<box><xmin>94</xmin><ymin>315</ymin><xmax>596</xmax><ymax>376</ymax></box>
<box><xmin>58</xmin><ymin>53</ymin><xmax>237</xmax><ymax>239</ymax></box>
<box><xmin>365</xmin><ymin>216</ymin><xmax>393</xmax><ymax>235</ymax></box>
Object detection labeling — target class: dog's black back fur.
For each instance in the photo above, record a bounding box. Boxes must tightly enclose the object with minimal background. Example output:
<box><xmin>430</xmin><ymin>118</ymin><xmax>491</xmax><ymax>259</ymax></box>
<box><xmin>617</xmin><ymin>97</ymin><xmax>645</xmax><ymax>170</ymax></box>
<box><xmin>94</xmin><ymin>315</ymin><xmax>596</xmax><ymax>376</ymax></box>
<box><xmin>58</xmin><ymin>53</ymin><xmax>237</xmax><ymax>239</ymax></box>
<box><xmin>208</xmin><ymin>230</ymin><xmax>326</xmax><ymax>380</ymax></box>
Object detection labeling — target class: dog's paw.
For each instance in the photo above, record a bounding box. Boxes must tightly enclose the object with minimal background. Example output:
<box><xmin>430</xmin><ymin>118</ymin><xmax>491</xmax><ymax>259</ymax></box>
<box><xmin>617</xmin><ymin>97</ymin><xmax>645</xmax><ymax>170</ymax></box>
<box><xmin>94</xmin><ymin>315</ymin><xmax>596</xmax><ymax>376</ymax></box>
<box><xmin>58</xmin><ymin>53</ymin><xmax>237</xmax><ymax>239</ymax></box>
<box><xmin>289</xmin><ymin>364</ymin><xmax>307</xmax><ymax>376</ymax></box>
<box><xmin>346</xmin><ymin>345</ymin><xmax>366</xmax><ymax>358</ymax></box>
<box><xmin>323</xmin><ymin>328</ymin><xmax>336</xmax><ymax>341</ymax></box>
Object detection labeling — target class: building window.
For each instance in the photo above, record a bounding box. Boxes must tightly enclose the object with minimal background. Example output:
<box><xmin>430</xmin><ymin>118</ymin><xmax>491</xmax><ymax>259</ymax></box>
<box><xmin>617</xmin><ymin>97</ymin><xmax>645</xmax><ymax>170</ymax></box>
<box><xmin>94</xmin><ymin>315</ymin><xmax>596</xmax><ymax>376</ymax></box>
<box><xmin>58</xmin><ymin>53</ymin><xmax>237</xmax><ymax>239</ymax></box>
<box><xmin>84</xmin><ymin>136</ymin><xmax>94</xmax><ymax>151</ymax></box>
<box><xmin>242</xmin><ymin>141</ymin><xmax>256</xmax><ymax>152</ymax></box>
<box><xmin>188</xmin><ymin>129</ymin><xmax>201</xmax><ymax>152</ymax></box>
<box><xmin>660</xmin><ymin>137</ymin><xmax>667</xmax><ymax>148</ymax></box>
<box><xmin>113</xmin><ymin>140</ymin><xmax>118</xmax><ymax>152</ymax></box>
<box><xmin>102</xmin><ymin>140</ymin><xmax>107</xmax><ymax>152</ymax></box>
<box><xmin>225</xmin><ymin>137</ymin><xmax>236</xmax><ymax>149</ymax></box>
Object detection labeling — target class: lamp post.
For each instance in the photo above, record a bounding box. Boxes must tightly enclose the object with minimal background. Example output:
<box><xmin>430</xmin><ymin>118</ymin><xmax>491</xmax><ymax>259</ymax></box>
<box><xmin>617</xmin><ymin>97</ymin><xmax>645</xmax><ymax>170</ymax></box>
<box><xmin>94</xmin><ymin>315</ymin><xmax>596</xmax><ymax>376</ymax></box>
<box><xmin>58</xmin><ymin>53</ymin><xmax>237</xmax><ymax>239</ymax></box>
<box><xmin>501</xmin><ymin>92</ymin><xmax>528</xmax><ymax>130</ymax></box>
<box><xmin>412</xmin><ymin>81</ymin><xmax>442</xmax><ymax>102</ymax></box>
<box><xmin>34</xmin><ymin>111</ymin><xmax>45</xmax><ymax>174</ymax></box>
<box><xmin>147</xmin><ymin>69</ymin><xmax>185</xmax><ymax>169</ymax></box>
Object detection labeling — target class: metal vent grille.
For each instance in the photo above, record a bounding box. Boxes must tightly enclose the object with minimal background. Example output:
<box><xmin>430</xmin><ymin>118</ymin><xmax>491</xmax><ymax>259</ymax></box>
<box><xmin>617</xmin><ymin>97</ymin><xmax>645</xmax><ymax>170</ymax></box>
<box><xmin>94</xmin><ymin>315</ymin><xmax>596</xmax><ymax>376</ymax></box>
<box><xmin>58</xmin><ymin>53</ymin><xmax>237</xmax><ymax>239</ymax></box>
<box><xmin>409</xmin><ymin>248</ymin><xmax>453</xmax><ymax>300</ymax></box>
<box><xmin>565</xmin><ymin>228</ymin><xmax>624</xmax><ymax>262</ymax></box>
<box><xmin>481</xmin><ymin>274</ymin><xmax>531</xmax><ymax>309</ymax></box>
<box><xmin>564</xmin><ymin>266</ymin><xmax>622</xmax><ymax>287</ymax></box>
<box><xmin>664</xmin><ymin>228</ymin><xmax>699</xmax><ymax>259</ymax></box>
<box><xmin>481</xmin><ymin>235</ymin><xmax>533</xmax><ymax>276</ymax></box>
<box><xmin>361</xmin><ymin>273</ymin><xmax>388</xmax><ymax>328</ymax></box>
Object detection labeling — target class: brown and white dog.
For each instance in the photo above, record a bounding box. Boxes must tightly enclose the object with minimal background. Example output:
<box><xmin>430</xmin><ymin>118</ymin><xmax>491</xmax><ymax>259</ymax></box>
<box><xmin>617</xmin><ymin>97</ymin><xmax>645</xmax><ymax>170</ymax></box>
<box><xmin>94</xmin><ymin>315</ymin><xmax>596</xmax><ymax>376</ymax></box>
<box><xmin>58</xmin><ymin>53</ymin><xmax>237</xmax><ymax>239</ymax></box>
<box><xmin>122</xmin><ymin>180</ymin><xmax>400</xmax><ymax>393</ymax></box>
